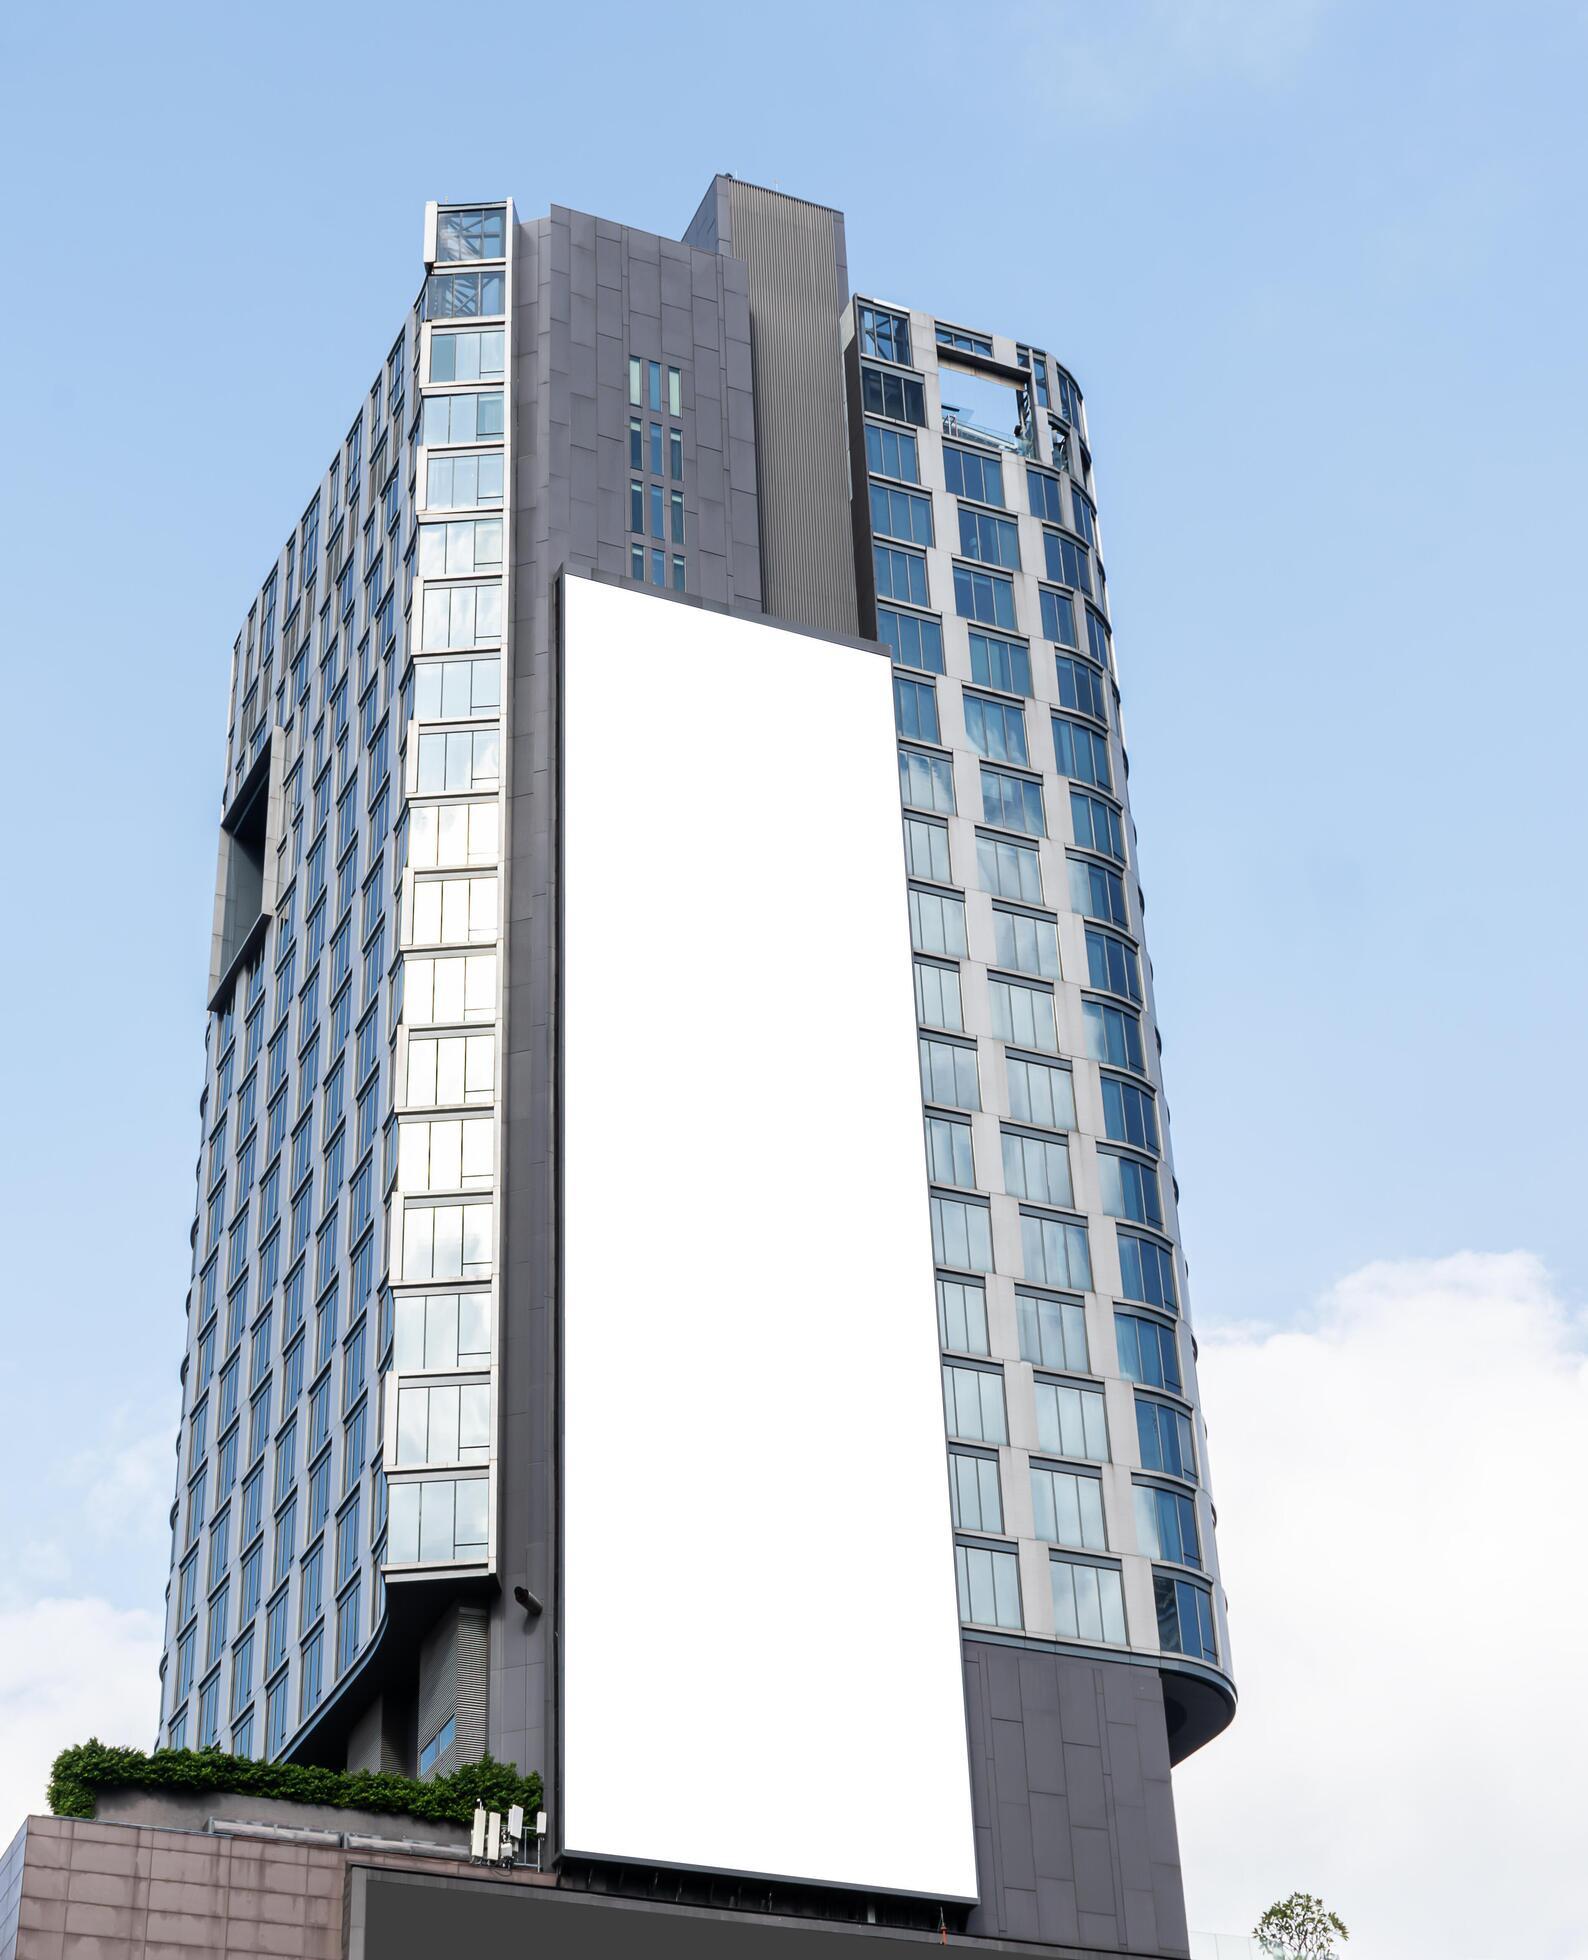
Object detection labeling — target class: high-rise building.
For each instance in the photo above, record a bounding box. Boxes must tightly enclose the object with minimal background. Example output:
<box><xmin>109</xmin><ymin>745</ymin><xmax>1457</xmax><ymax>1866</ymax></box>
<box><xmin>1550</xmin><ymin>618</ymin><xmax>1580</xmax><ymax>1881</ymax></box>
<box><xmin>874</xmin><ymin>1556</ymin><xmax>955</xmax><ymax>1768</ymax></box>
<box><xmin>157</xmin><ymin>176</ymin><xmax>1235</xmax><ymax>1957</ymax></box>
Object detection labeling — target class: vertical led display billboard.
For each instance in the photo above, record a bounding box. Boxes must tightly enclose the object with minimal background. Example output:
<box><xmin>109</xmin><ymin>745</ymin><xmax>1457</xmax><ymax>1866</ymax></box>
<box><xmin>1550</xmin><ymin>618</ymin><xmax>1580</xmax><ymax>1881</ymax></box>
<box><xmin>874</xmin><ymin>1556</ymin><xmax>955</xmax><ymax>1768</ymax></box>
<box><xmin>559</xmin><ymin>575</ymin><xmax>977</xmax><ymax>1901</ymax></box>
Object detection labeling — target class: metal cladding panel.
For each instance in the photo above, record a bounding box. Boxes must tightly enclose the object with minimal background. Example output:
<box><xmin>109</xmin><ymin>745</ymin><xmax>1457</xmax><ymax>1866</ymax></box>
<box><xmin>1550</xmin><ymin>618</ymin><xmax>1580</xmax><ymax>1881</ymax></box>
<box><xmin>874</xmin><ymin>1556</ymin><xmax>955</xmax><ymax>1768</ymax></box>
<box><xmin>560</xmin><ymin>575</ymin><xmax>976</xmax><ymax>1901</ymax></box>
<box><xmin>724</xmin><ymin>180</ymin><xmax>859</xmax><ymax>637</ymax></box>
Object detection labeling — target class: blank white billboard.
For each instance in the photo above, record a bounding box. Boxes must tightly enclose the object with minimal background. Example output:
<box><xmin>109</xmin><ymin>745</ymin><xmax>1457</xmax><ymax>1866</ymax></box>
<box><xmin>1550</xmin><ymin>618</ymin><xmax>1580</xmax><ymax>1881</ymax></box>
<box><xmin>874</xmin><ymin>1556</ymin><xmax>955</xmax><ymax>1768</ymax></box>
<box><xmin>560</xmin><ymin>574</ymin><xmax>977</xmax><ymax>1901</ymax></box>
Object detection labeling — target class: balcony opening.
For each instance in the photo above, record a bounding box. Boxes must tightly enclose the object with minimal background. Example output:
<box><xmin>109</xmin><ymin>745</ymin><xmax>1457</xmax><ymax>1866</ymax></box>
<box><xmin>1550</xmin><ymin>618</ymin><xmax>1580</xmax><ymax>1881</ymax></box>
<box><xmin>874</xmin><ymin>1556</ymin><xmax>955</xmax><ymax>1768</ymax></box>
<box><xmin>939</xmin><ymin>362</ymin><xmax>1034</xmax><ymax>458</ymax></box>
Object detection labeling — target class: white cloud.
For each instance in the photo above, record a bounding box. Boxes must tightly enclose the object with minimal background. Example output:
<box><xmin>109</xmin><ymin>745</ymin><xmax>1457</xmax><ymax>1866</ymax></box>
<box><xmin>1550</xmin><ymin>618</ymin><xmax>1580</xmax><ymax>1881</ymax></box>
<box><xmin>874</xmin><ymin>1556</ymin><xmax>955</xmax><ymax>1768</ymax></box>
<box><xmin>0</xmin><ymin>1597</ymin><xmax>162</xmax><ymax>1838</ymax></box>
<box><xmin>1176</xmin><ymin>1252</ymin><xmax>1588</xmax><ymax>1960</ymax></box>
<box><xmin>1004</xmin><ymin>0</ymin><xmax>1332</xmax><ymax>119</ymax></box>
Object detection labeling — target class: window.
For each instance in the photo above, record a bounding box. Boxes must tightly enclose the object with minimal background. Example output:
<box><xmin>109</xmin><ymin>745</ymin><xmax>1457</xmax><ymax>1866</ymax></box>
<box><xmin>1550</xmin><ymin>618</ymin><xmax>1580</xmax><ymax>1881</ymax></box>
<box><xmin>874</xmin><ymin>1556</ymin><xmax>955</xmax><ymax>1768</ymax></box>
<box><xmin>1022</xmin><ymin>1211</ymin><xmax>1093</xmax><ymax>1289</ymax></box>
<box><xmin>1084</xmin><ymin>1000</ymin><xmax>1145</xmax><ymax>1073</ymax></box>
<box><xmin>857</xmin><ymin>303</ymin><xmax>911</xmax><ymax>364</ymax></box>
<box><xmin>1031</xmin><ymin>1465</ymin><xmax>1106</xmax><ymax>1550</ymax></box>
<box><xmin>402</xmin><ymin>952</ymin><xmax>497</xmax><ymax>1026</ymax></box>
<box><xmin>1056</xmin><ymin>653</ymin><xmax>1108</xmax><ymax>723</ymax></box>
<box><xmin>1086</xmin><ymin>608</ymin><xmax>1112</xmax><ymax>668</ymax></box>
<box><xmin>399</xmin><ymin>1197</ymin><xmax>494</xmax><ymax>1282</ymax></box>
<box><xmin>409</xmin><ymin>872</ymin><xmax>498</xmax><ymax>945</ymax></box>
<box><xmin>435</xmin><ymin>205</ymin><xmax>506</xmax><ymax>261</ymax></box>
<box><xmin>915</xmin><ymin>956</ymin><xmax>962</xmax><ymax>1032</ymax></box>
<box><xmin>870</xmin><ymin>481</ymin><xmax>933</xmax><ymax>545</ymax></box>
<box><xmin>1043</xmin><ymin>530</ymin><xmax>1092</xmax><ymax>595</ymax></box>
<box><xmin>429</xmin><ymin>329</ymin><xmax>504</xmax><ymax>383</ymax></box>
<box><xmin>931</xmin><ymin>1193</ymin><xmax>993</xmax><ymax>1272</ymax></box>
<box><xmin>878</xmin><ymin>606</ymin><xmax>945</xmax><ymax>673</ymax></box>
<box><xmin>949</xmin><ymin>1451</ymin><xmax>1002</xmax><ymax>1533</ymax></box>
<box><xmin>387</xmin><ymin>1475</ymin><xmax>489</xmax><ymax>1563</ymax></box>
<box><xmin>337</xmin><ymin>1579</ymin><xmax>361</xmax><ymax>1676</ymax></box>
<box><xmin>962</xmin><ymin>693</ymin><xmax>1027</xmax><ymax>765</ymax></box>
<box><xmin>1017</xmin><ymin>346</ymin><xmax>1050</xmax><ymax>408</ymax></box>
<box><xmin>408</xmin><ymin>800</ymin><xmax>497</xmax><ymax>870</ymax></box>
<box><xmin>396</xmin><ymin>1380</ymin><xmax>491</xmax><ymax>1466</ymax></box>
<box><xmin>908</xmin><ymin>887</ymin><xmax>967</xmax><ymax>958</ymax></box>
<box><xmin>1155</xmin><ymin>1573</ymin><xmax>1217</xmax><ymax>1662</ymax></box>
<box><xmin>1034</xmin><ymin>1378</ymin><xmax>1108</xmax><ymax>1459</ymax></box>
<box><xmin>1136</xmin><ymin>1483</ymin><xmax>1199</xmax><ymax>1566</ymax></box>
<box><xmin>956</xmin><ymin>1541</ymin><xmax>1021</xmax><ymax>1629</ymax></box>
<box><xmin>924</xmin><ymin>1113</ymin><xmax>975</xmax><ymax>1187</ymax></box>
<box><xmin>393</xmin><ymin>1290</ymin><xmax>492</xmax><ymax>1373</ymax></box>
<box><xmin>1051</xmin><ymin>1556</ymin><xmax>1127</xmax><ymax>1644</ymax></box>
<box><xmin>670</xmin><ymin>429</ymin><xmax>683</xmax><ymax>482</ymax></box>
<box><xmin>993</xmin><ymin>907</ymin><xmax>1058</xmax><ymax>977</ymax></box>
<box><xmin>425</xmin><ymin>452</ymin><xmax>504</xmax><ymax>510</ymax></box>
<box><xmin>978</xmin><ymin>833</ymin><xmax>1042</xmax><ymax>902</ymax></box>
<box><xmin>1119</xmin><ymin>1230</ymin><xmax>1178</xmax><ymax>1313</ymax></box>
<box><xmin>1101</xmin><ymin>1152</ymin><xmax>1163</xmax><ymax>1229</ymax></box>
<box><xmin>864</xmin><ymin>422</ymin><xmax>919</xmax><ymax>483</ymax></box>
<box><xmin>989</xmin><ymin>974</ymin><xmax>1057</xmax><ymax>1051</ymax></box>
<box><xmin>957</xmin><ymin>507</ymin><xmax>1020</xmax><ymax>570</ymax></box>
<box><xmin>420</xmin><ymin>392</ymin><xmax>503</xmax><ymax>445</ymax></box>
<box><xmin>418</xmin><ymin>517</ymin><xmax>503</xmax><ymax>578</ymax></box>
<box><xmin>1136</xmin><ymin>1395</ymin><xmax>1196</xmax><ymax>1480</ymax></box>
<box><xmin>419</xmin><ymin>1714</ymin><xmax>458</xmax><ymax>1778</ymax></box>
<box><xmin>903</xmin><ymin>815</ymin><xmax>951</xmax><ymax>882</ymax></box>
<box><xmin>1002</xmin><ymin>1127</ymin><xmax>1072</xmax><ymax>1206</ymax></box>
<box><xmin>425</xmin><ymin>269</ymin><xmax>505</xmax><ymax>319</ymax></box>
<box><xmin>420</xmin><ymin>581</ymin><xmax>501</xmax><ymax>652</ymax></box>
<box><xmin>936</xmin><ymin>322</ymin><xmax>993</xmax><ymax>356</ymax></box>
<box><xmin>397</xmin><ymin>1115</ymin><xmax>493</xmax><ymax>1195</ymax></box>
<box><xmin>1066</xmin><ymin>858</ymin><xmax>1129</xmax><ymax>925</ymax></box>
<box><xmin>936</xmin><ymin>1276</ymin><xmax>988</xmax><ymax>1355</ymax></box>
<box><xmin>860</xmin><ymin>363</ymin><xmax>926</xmax><ymax>425</ymax></box>
<box><xmin>919</xmin><ymin>1034</ymin><xmax>979</xmax><ymax>1109</ymax></box>
<box><xmin>968</xmin><ymin>631</ymin><xmax>1030</xmax><ymax>696</ymax></box>
<box><xmin>981</xmin><ymin>765</ymin><xmax>1043</xmax><ymax>836</ymax></box>
<box><xmin>670</xmin><ymin>492</ymin><xmax>685</xmax><ymax>544</ymax></box>
<box><xmin>943</xmin><ymin>1363</ymin><xmax>1006</xmax><ymax>1446</ymax></box>
<box><xmin>953</xmin><ymin>564</ymin><xmax>1017</xmax><ymax>631</ymax></box>
<box><xmin>894</xmin><ymin>673</ymin><xmax>940</xmax><ymax>745</ymax></box>
<box><xmin>944</xmin><ymin>445</ymin><xmax>1003</xmax><ymax>507</ymax></box>
<box><xmin>1071</xmin><ymin>488</ymin><xmax>1097</xmax><ymax>548</ymax></box>
<box><xmin>1026</xmin><ymin>467</ymin><xmax>1064</xmax><ymax>524</ymax></box>
<box><xmin>1053</xmin><ymin>368</ymin><xmax>1084</xmax><ymax>428</ymax></box>
<box><xmin>1071</xmin><ymin>792</ymin><xmax>1125</xmax><ymax>862</ymax></box>
<box><xmin>405</xmin><ymin>1032</ymin><xmax>495</xmax><ymax>1106</ymax></box>
<box><xmin>874</xmin><ymin>542</ymin><xmax>930</xmax><ymax>608</ymax></box>
<box><xmin>898</xmin><ymin>745</ymin><xmax>955</xmax><ymax>814</ymax></box>
<box><xmin>1017</xmin><ymin>1290</ymin><xmax>1088</xmax><ymax>1371</ymax></box>
<box><xmin>1117</xmin><ymin>1312</ymin><xmax>1181</xmax><ymax>1394</ymax></box>
<box><xmin>1006</xmin><ymin>1054</ymin><xmax>1075</xmax><ymax>1130</ymax></box>
<box><xmin>1103</xmin><ymin>1077</ymin><xmax>1159</xmax><ymax>1153</ymax></box>
<box><xmin>1053</xmin><ymin>715</ymin><xmax>1111</xmax><ymax>789</ymax></box>
<box><xmin>1039</xmin><ymin>587</ymin><xmax>1078</xmax><ymax>647</ymax></box>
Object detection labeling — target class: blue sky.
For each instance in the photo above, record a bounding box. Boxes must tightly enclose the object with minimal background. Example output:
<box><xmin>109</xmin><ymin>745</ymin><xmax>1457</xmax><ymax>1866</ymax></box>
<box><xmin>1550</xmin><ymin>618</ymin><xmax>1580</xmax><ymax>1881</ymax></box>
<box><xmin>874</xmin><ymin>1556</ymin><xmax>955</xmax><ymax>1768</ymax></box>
<box><xmin>1</xmin><ymin>2</ymin><xmax>1585</xmax><ymax>1949</ymax></box>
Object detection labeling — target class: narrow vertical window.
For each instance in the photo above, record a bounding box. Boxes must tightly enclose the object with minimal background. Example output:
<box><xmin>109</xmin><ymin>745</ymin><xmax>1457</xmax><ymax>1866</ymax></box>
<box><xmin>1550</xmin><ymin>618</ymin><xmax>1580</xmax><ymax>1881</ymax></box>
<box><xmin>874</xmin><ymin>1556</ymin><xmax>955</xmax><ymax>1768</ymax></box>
<box><xmin>629</xmin><ymin>418</ymin><xmax>642</xmax><ymax>469</ymax></box>
<box><xmin>670</xmin><ymin>491</ymin><xmax>685</xmax><ymax>544</ymax></box>
<box><xmin>630</xmin><ymin>543</ymin><xmax>644</xmax><ymax>579</ymax></box>
<box><xmin>647</xmin><ymin>361</ymin><xmax>662</xmax><ymax>411</ymax></box>
<box><xmin>649</xmin><ymin>422</ymin><xmax>663</xmax><ymax>473</ymax></box>
<box><xmin>669</xmin><ymin>428</ymin><xmax>683</xmax><ymax>481</ymax></box>
<box><xmin>667</xmin><ymin>366</ymin><xmax>682</xmax><ymax>414</ymax></box>
<box><xmin>628</xmin><ymin>357</ymin><xmax>642</xmax><ymax>406</ymax></box>
<box><xmin>670</xmin><ymin>555</ymin><xmax>685</xmax><ymax>591</ymax></box>
<box><xmin>650</xmin><ymin>548</ymin><xmax>666</xmax><ymax>587</ymax></box>
<box><xmin>649</xmin><ymin>483</ymin><xmax>664</xmax><ymax>539</ymax></box>
<box><xmin>629</xmin><ymin>481</ymin><xmax>644</xmax><ymax>534</ymax></box>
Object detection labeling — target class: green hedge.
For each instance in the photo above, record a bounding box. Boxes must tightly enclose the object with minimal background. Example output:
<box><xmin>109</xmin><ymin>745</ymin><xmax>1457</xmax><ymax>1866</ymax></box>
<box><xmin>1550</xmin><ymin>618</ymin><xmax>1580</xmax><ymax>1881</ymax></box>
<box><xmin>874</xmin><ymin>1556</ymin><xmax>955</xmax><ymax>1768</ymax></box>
<box><xmin>49</xmin><ymin>1739</ymin><xmax>542</xmax><ymax>1830</ymax></box>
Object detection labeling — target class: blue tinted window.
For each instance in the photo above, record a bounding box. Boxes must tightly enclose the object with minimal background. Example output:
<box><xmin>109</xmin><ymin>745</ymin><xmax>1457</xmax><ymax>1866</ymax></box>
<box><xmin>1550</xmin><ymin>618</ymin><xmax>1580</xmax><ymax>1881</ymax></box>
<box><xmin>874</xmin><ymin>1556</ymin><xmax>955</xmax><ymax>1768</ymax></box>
<box><xmin>893</xmin><ymin>675</ymin><xmax>940</xmax><ymax>744</ymax></box>
<box><xmin>1084</xmin><ymin>998</ymin><xmax>1145</xmax><ymax>1072</ymax></box>
<box><xmin>1085</xmin><ymin>928</ymin><xmax>1141</xmax><ymax>1001</ymax></box>
<box><xmin>1039</xmin><ymin>587</ymin><xmax>1078</xmax><ymax>647</ymax></box>
<box><xmin>1053</xmin><ymin>368</ymin><xmax>1084</xmax><ymax>428</ymax></box>
<box><xmin>980</xmin><ymin>766</ymin><xmax>1044</xmax><ymax>835</ymax></box>
<box><xmin>861</xmin><ymin>364</ymin><xmax>926</xmax><ymax>426</ymax></box>
<box><xmin>954</xmin><ymin>565</ymin><xmax>1017</xmax><ymax>631</ymax></box>
<box><xmin>858</xmin><ymin>304</ymin><xmax>911</xmax><ymax>365</ymax></box>
<box><xmin>945</xmin><ymin>445</ymin><xmax>1004</xmax><ymax>507</ymax></box>
<box><xmin>1136</xmin><ymin>1396</ymin><xmax>1196</xmax><ymax>1481</ymax></box>
<box><xmin>1071</xmin><ymin>791</ymin><xmax>1126</xmax><ymax>861</ymax></box>
<box><xmin>958</xmin><ymin>507</ymin><xmax>1021</xmax><ymax>570</ymax></box>
<box><xmin>968</xmin><ymin>632</ymin><xmax>1031</xmax><ymax>696</ymax></box>
<box><xmin>878</xmin><ymin>606</ymin><xmax>945</xmax><ymax>673</ymax></box>
<box><xmin>1026</xmin><ymin>468</ymin><xmax>1064</xmax><ymax>524</ymax></box>
<box><xmin>436</xmin><ymin>206</ymin><xmax>506</xmax><ymax>261</ymax></box>
<box><xmin>899</xmin><ymin>745</ymin><xmax>956</xmax><ymax>813</ymax></box>
<box><xmin>962</xmin><ymin>693</ymin><xmax>1028</xmax><ymax>766</ymax></box>
<box><xmin>1043</xmin><ymin>530</ymin><xmax>1092</xmax><ymax>595</ymax></box>
<box><xmin>1102</xmin><ymin>1076</ymin><xmax>1160</xmax><ymax>1154</ymax></box>
<box><xmin>1116</xmin><ymin>1311</ymin><xmax>1180</xmax><ymax>1392</ymax></box>
<box><xmin>425</xmin><ymin>270</ymin><xmax>504</xmax><ymax>319</ymax></box>
<box><xmin>1086</xmin><ymin>608</ymin><xmax>1112</xmax><ymax>667</ymax></box>
<box><xmin>874</xmin><ymin>542</ymin><xmax>930</xmax><ymax>607</ymax></box>
<box><xmin>1155</xmin><ymin>1573</ymin><xmax>1216</xmax><ymax>1661</ymax></box>
<box><xmin>870</xmin><ymin>482</ymin><xmax>933</xmax><ymax>546</ymax></box>
<box><xmin>1053</xmin><ymin>715</ymin><xmax>1112</xmax><ymax>790</ymax></box>
<box><xmin>1137</xmin><ymin>1483</ymin><xmax>1199</xmax><ymax>1566</ymax></box>
<box><xmin>1119</xmin><ymin>1232</ymin><xmax>1177</xmax><ymax>1313</ymax></box>
<box><xmin>864</xmin><ymin>422</ymin><xmax>920</xmax><ymax>483</ymax></box>
<box><xmin>936</xmin><ymin>322</ymin><xmax>993</xmax><ymax>356</ymax></box>
<box><xmin>1056</xmin><ymin>654</ymin><xmax>1108</xmax><ymax>721</ymax></box>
